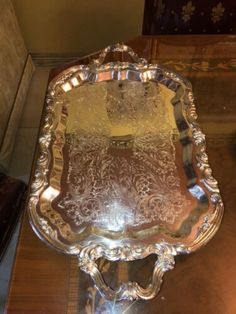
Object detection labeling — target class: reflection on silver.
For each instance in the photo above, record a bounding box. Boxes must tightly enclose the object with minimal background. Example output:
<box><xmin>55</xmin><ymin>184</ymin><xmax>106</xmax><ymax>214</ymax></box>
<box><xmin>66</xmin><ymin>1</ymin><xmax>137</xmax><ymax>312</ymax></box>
<box><xmin>188</xmin><ymin>184</ymin><xmax>206</xmax><ymax>201</ymax></box>
<box><xmin>27</xmin><ymin>43</ymin><xmax>224</xmax><ymax>301</ymax></box>
<box><xmin>41</xmin><ymin>186</ymin><xmax>59</xmax><ymax>201</ymax></box>
<box><xmin>97</xmin><ymin>200</ymin><xmax>135</xmax><ymax>232</ymax></box>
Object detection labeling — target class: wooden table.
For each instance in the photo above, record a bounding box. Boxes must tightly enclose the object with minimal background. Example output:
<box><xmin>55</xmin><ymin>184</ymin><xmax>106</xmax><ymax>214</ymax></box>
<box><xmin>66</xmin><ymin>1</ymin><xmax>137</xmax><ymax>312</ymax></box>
<box><xmin>6</xmin><ymin>36</ymin><xmax>236</xmax><ymax>313</ymax></box>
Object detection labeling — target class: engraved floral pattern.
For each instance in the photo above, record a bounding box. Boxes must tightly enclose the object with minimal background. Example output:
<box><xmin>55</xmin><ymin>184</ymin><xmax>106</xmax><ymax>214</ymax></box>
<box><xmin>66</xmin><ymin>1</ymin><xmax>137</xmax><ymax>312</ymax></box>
<box><xmin>60</xmin><ymin>133</ymin><xmax>187</xmax><ymax>229</ymax></box>
<box><xmin>58</xmin><ymin>81</ymin><xmax>189</xmax><ymax>230</ymax></box>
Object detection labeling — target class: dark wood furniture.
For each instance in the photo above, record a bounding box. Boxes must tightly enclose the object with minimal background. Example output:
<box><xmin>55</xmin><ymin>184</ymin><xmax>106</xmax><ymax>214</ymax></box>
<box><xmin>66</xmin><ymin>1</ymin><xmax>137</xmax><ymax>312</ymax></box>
<box><xmin>6</xmin><ymin>35</ymin><xmax>236</xmax><ymax>314</ymax></box>
<box><xmin>0</xmin><ymin>174</ymin><xmax>26</xmax><ymax>262</ymax></box>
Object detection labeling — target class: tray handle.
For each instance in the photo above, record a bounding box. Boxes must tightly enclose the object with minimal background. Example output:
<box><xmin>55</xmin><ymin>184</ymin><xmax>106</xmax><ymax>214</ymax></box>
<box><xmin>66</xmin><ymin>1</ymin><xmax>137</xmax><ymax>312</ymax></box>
<box><xmin>92</xmin><ymin>43</ymin><xmax>148</xmax><ymax>67</ymax></box>
<box><xmin>78</xmin><ymin>243</ymin><xmax>176</xmax><ymax>301</ymax></box>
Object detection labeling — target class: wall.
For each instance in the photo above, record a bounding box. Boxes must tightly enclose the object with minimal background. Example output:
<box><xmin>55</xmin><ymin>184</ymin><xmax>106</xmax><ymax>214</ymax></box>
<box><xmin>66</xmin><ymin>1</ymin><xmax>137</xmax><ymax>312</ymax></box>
<box><xmin>12</xmin><ymin>0</ymin><xmax>145</xmax><ymax>55</ymax></box>
<box><xmin>0</xmin><ymin>0</ymin><xmax>34</xmax><ymax>172</ymax></box>
<box><xmin>0</xmin><ymin>0</ymin><xmax>27</xmax><ymax>146</ymax></box>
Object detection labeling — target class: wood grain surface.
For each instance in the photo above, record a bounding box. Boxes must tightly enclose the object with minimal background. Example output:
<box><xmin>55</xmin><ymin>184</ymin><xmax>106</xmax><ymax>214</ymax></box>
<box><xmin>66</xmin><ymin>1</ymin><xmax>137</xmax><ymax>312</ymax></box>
<box><xmin>6</xmin><ymin>35</ymin><xmax>236</xmax><ymax>314</ymax></box>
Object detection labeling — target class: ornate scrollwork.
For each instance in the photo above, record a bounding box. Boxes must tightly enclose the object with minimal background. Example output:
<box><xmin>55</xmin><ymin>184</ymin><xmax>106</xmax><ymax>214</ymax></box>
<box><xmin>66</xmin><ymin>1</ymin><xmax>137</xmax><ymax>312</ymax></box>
<box><xmin>185</xmin><ymin>89</ymin><xmax>224</xmax><ymax>250</ymax></box>
<box><xmin>78</xmin><ymin>242</ymin><xmax>175</xmax><ymax>301</ymax></box>
<box><xmin>92</xmin><ymin>43</ymin><xmax>148</xmax><ymax>67</ymax></box>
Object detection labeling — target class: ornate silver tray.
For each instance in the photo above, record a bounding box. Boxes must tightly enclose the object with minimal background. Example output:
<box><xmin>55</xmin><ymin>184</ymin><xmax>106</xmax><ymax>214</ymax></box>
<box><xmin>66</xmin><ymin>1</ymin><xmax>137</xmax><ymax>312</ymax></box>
<box><xmin>28</xmin><ymin>44</ymin><xmax>223</xmax><ymax>301</ymax></box>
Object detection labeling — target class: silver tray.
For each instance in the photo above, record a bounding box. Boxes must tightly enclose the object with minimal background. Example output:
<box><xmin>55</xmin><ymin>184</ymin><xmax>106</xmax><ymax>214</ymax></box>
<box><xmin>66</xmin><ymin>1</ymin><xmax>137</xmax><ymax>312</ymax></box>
<box><xmin>28</xmin><ymin>44</ymin><xmax>224</xmax><ymax>301</ymax></box>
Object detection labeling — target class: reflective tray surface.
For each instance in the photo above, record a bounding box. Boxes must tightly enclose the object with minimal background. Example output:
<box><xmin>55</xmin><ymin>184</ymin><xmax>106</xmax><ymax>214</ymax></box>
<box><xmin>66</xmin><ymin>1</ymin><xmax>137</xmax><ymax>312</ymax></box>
<box><xmin>28</xmin><ymin>44</ymin><xmax>223</xmax><ymax>301</ymax></box>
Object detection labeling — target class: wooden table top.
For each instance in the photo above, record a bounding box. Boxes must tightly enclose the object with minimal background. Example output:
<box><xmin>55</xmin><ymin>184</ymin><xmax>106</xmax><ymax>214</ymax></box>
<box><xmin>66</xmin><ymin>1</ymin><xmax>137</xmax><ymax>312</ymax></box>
<box><xmin>6</xmin><ymin>35</ymin><xmax>236</xmax><ymax>314</ymax></box>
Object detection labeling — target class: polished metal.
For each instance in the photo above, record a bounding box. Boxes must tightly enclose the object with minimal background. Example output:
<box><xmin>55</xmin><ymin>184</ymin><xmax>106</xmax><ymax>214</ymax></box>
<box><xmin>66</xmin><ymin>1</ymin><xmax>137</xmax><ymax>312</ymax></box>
<box><xmin>27</xmin><ymin>44</ymin><xmax>224</xmax><ymax>301</ymax></box>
